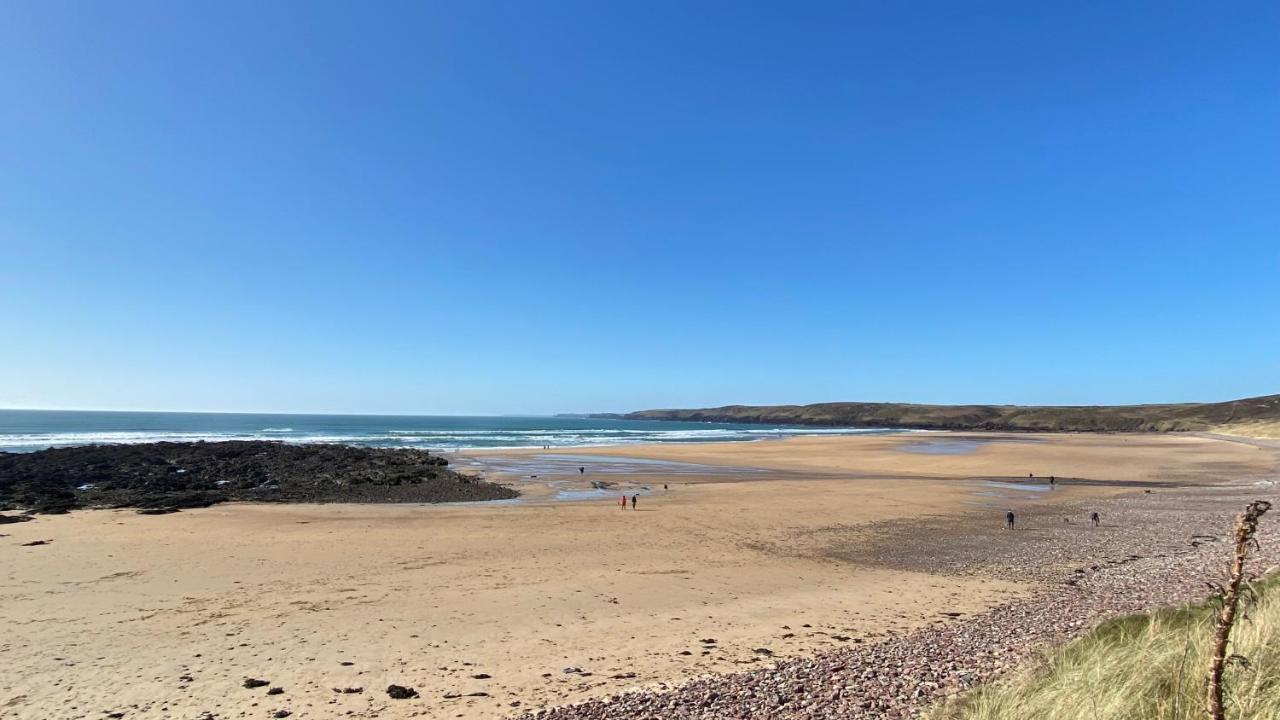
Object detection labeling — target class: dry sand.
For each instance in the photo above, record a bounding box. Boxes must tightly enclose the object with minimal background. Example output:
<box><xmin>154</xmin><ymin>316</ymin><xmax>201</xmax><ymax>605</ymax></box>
<box><xmin>1</xmin><ymin>432</ymin><xmax>1271</xmax><ymax>720</ymax></box>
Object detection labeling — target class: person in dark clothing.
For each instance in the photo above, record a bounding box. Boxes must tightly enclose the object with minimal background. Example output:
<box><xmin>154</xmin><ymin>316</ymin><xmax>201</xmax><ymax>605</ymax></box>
<box><xmin>579</xmin><ymin>466</ymin><xmax>584</xmax><ymax>475</ymax></box>
<box><xmin>1005</xmin><ymin>510</ymin><xmax>1016</xmax><ymax>530</ymax></box>
<box><xmin>630</xmin><ymin>494</ymin><xmax>638</xmax><ymax>510</ymax></box>
<box><xmin>1090</xmin><ymin>511</ymin><xmax>1100</xmax><ymax>527</ymax></box>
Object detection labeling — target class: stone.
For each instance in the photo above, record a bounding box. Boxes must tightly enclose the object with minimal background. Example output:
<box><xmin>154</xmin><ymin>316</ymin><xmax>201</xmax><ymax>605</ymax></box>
<box><xmin>386</xmin><ymin>684</ymin><xmax>418</xmax><ymax>700</ymax></box>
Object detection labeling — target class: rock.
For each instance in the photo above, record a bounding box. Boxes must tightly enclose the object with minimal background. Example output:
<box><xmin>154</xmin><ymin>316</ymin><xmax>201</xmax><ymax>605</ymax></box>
<box><xmin>242</xmin><ymin>678</ymin><xmax>270</xmax><ymax>689</ymax></box>
<box><xmin>332</xmin><ymin>687</ymin><xmax>362</xmax><ymax>694</ymax></box>
<box><xmin>563</xmin><ymin>666</ymin><xmax>583</xmax><ymax>674</ymax></box>
<box><xmin>386</xmin><ymin>684</ymin><xmax>418</xmax><ymax>699</ymax></box>
<box><xmin>0</xmin><ymin>514</ymin><xmax>33</xmax><ymax>524</ymax></box>
<box><xmin>0</xmin><ymin>441</ymin><xmax>517</xmax><ymax>513</ymax></box>
<box><xmin>272</xmin><ymin>712</ymin><xmax>291</xmax><ymax>719</ymax></box>
<box><xmin>471</xmin><ymin>673</ymin><xmax>491</xmax><ymax>679</ymax></box>
<box><xmin>267</xmin><ymin>687</ymin><xmax>283</xmax><ymax>695</ymax></box>
<box><xmin>20</xmin><ymin>539</ymin><xmax>51</xmax><ymax>546</ymax></box>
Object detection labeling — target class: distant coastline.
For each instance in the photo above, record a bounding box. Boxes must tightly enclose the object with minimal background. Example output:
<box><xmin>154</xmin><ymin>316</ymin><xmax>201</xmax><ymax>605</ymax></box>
<box><xmin>600</xmin><ymin>393</ymin><xmax>1280</xmax><ymax>437</ymax></box>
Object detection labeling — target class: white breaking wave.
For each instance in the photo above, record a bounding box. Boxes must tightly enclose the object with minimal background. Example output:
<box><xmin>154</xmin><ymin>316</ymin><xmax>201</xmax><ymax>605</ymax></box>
<box><xmin>0</xmin><ymin>431</ymin><xmax>243</xmax><ymax>447</ymax></box>
<box><xmin>0</xmin><ymin>423</ymin><xmax>902</xmax><ymax>453</ymax></box>
<box><xmin>0</xmin><ymin>431</ymin><xmax>383</xmax><ymax>449</ymax></box>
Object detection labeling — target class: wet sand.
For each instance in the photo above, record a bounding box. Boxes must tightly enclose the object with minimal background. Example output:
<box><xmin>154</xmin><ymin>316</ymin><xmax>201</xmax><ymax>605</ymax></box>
<box><xmin>1</xmin><ymin>432</ymin><xmax>1271</xmax><ymax>719</ymax></box>
<box><xmin>524</xmin><ymin>431</ymin><xmax>1265</xmax><ymax>483</ymax></box>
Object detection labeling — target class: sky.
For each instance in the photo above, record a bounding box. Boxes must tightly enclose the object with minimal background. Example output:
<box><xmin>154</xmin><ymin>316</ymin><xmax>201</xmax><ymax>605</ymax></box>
<box><xmin>1</xmin><ymin>1</ymin><xmax>1277</xmax><ymax>415</ymax></box>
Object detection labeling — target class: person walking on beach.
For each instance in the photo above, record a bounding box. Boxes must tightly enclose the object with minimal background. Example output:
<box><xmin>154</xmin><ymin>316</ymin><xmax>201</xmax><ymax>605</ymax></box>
<box><xmin>579</xmin><ymin>466</ymin><xmax>584</xmax><ymax>475</ymax></box>
<box><xmin>1005</xmin><ymin>510</ymin><xmax>1016</xmax><ymax>530</ymax></box>
<box><xmin>620</xmin><ymin>495</ymin><xmax>627</xmax><ymax>510</ymax></box>
<box><xmin>1090</xmin><ymin>511</ymin><xmax>1100</xmax><ymax>527</ymax></box>
<box><xmin>631</xmin><ymin>494</ymin><xmax>638</xmax><ymax>510</ymax></box>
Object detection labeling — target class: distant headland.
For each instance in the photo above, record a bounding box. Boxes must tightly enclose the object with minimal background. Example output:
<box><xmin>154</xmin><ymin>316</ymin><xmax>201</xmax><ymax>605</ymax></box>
<box><xmin>597</xmin><ymin>394</ymin><xmax>1280</xmax><ymax>437</ymax></box>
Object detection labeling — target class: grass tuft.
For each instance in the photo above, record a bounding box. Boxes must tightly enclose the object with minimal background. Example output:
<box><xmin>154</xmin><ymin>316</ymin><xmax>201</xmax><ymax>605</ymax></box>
<box><xmin>930</xmin><ymin>574</ymin><xmax>1280</xmax><ymax>720</ymax></box>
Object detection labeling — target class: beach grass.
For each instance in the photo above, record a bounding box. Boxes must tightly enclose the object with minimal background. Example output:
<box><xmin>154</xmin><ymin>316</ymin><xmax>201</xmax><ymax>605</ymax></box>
<box><xmin>930</xmin><ymin>574</ymin><xmax>1280</xmax><ymax>720</ymax></box>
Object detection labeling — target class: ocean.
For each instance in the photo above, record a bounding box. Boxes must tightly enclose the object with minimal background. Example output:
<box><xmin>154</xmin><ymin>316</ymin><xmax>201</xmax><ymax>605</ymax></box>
<box><xmin>0</xmin><ymin>409</ymin><xmax>896</xmax><ymax>453</ymax></box>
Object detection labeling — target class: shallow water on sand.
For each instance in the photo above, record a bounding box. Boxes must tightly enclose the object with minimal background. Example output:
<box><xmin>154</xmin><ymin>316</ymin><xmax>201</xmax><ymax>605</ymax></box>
<box><xmin>899</xmin><ymin>436</ymin><xmax>1044</xmax><ymax>455</ymax></box>
<box><xmin>452</xmin><ymin>452</ymin><xmax>765</xmax><ymax>478</ymax></box>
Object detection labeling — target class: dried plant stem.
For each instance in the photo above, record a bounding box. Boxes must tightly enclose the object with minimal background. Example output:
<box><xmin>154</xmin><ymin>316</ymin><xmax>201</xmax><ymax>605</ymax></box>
<box><xmin>1206</xmin><ymin>500</ymin><xmax>1271</xmax><ymax>720</ymax></box>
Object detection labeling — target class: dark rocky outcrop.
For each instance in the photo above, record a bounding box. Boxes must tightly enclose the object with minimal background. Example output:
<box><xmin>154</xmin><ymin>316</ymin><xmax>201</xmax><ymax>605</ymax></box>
<box><xmin>0</xmin><ymin>441</ymin><xmax>517</xmax><ymax>514</ymax></box>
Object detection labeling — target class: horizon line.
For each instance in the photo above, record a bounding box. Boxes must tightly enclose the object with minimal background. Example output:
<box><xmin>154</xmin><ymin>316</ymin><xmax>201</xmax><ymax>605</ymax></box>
<box><xmin>0</xmin><ymin>406</ymin><xmax>583</xmax><ymax>418</ymax></box>
<box><xmin>1</xmin><ymin>391</ymin><xmax>1274</xmax><ymax>417</ymax></box>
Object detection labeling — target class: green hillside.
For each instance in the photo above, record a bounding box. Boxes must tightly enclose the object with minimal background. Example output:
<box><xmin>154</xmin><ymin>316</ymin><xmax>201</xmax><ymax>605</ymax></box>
<box><xmin>620</xmin><ymin>394</ymin><xmax>1280</xmax><ymax>435</ymax></box>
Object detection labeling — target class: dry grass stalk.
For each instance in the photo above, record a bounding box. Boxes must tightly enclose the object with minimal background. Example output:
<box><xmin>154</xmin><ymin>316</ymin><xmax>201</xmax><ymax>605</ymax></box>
<box><xmin>1206</xmin><ymin>500</ymin><xmax>1271</xmax><ymax>720</ymax></box>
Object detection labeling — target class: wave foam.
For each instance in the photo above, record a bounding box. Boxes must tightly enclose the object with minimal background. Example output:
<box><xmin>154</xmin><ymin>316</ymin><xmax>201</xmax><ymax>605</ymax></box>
<box><xmin>0</xmin><ymin>422</ymin><xmax>903</xmax><ymax>453</ymax></box>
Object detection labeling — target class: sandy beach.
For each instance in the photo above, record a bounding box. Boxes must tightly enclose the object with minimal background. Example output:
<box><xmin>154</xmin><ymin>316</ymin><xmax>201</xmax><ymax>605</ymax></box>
<box><xmin>2</xmin><ymin>432</ymin><xmax>1274</xmax><ymax>720</ymax></box>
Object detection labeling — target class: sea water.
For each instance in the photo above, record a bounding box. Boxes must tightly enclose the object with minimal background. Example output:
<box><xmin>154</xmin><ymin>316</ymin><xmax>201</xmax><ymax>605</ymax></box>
<box><xmin>0</xmin><ymin>409</ymin><xmax>897</xmax><ymax>453</ymax></box>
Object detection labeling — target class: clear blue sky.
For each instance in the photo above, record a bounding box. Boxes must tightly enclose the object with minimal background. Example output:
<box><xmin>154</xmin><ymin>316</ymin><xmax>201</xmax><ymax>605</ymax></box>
<box><xmin>1</xmin><ymin>1</ymin><xmax>1276</xmax><ymax>415</ymax></box>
